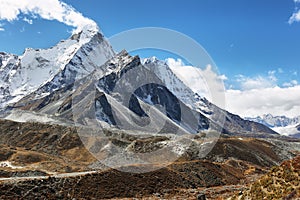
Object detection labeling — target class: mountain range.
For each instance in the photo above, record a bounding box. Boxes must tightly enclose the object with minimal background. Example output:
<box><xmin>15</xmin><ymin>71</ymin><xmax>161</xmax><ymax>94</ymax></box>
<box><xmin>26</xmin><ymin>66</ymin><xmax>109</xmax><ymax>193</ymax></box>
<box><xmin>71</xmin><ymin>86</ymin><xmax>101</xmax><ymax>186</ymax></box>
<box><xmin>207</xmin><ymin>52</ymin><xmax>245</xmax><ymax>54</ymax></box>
<box><xmin>246</xmin><ymin>114</ymin><xmax>300</xmax><ymax>138</ymax></box>
<box><xmin>0</xmin><ymin>25</ymin><xmax>278</xmax><ymax>141</ymax></box>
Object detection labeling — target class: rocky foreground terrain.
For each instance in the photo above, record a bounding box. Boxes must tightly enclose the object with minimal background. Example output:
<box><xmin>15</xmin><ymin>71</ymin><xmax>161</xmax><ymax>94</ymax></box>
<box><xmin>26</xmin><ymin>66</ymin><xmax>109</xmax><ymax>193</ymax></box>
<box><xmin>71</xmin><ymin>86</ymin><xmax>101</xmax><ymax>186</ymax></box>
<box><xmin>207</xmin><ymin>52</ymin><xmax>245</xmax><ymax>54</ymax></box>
<box><xmin>0</xmin><ymin>119</ymin><xmax>299</xmax><ymax>199</ymax></box>
<box><xmin>232</xmin><ymin>155</ymin><xmax>300</xmax><ymax>200</ymax></box>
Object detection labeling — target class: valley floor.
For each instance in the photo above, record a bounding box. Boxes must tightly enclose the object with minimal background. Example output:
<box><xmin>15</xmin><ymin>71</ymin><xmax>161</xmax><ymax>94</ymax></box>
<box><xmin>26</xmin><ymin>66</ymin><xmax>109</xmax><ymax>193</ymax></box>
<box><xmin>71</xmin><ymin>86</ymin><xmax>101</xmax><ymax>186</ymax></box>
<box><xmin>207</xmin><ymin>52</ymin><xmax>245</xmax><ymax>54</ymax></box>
<box><xmin>0</xmin><ymin>119</ymin><xmax>299</xmax><ymax>199</ymax></box>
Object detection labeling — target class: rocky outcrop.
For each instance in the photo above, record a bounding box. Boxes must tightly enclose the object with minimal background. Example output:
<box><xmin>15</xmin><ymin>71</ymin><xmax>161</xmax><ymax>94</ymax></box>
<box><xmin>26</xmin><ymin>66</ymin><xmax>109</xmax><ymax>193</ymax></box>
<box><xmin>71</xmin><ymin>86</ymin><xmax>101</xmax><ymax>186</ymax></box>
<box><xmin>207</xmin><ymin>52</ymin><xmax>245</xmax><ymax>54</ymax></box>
<box><xmin>235</xmin><ymin>156</ymin><xmax>300</xmax><ymax>199</ymax></box>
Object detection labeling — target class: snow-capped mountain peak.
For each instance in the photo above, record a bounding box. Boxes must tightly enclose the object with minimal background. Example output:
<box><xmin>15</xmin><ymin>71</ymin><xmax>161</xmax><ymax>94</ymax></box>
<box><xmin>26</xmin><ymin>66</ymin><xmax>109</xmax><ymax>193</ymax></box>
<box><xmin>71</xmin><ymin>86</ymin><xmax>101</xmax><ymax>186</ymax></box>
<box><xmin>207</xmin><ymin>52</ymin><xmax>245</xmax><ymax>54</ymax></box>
<box><xmin>142</xmin><ymin>56</ymin><xmax>160</xmax><ymax>65</ymax></box>
<box><xmin>0</xmin><ymin>23</ymin><xmax>279</xmax><ymax>138</ymax></box>
<box><xmin>246</xmin><ymin>114</ymin><xmax>300</xmax><ymax>137</ymax></box>
<box><xmin>0</xmin><ymin>25</ymin><xmax>114</xmax><ymax>108</ymax></box>
<box><xmin>246</xmin><ymin>114</ymin><xmax>300</xmax><ymax>128</ymax></box>
<box><xmin>142</xmin><ymin>57</ymin><xmax>214</xmax><ymax>116</ymax></box>
<box><xmin>143</xmin><ymin>57</ymin><xmax>202</xmax><ymax>108</ymax></box>
<box><xmin>71</xmin><ymin>24</ymin><xmax>102</xmax><ymax>45</ymax></box>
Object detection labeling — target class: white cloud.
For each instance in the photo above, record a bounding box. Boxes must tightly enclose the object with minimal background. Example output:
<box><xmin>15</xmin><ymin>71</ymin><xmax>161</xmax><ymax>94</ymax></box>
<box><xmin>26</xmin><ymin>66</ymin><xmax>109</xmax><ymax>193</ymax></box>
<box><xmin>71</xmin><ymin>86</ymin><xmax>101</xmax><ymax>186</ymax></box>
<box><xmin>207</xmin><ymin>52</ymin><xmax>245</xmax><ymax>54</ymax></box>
<box><xmin>226</xmin><ymin>69</ymin><xmax>300</xmax><ymax>118</ymax></box>
<box><xmin>218</xmin><ymin>74</ymin><xmax>228</xmax><ymax>81</ymax></box>
<box><xmin>289</xmin><ymin>11</ymin><xmax>300</xmax><ymax>24</ymax></box>
<box><xmin>293</xmin><ymin>71</ymin><xmax>298</xmax><ymax>76</ymax></box>
<box><xmin>233</xmin><ymin>70</ymin><xmax>278</xmax><ymax>91</ymax></box>
<box><xmin>166</xmin><ymin>58</ymin><xmax>226</xmax><ymax>108</ymax></box>
<box><xmin>292</xmin><ymin>80</ymin><xmax>298</xmax><ymax>85</ymax></box>
<box><xmin>166</xmin><ymin>58</ymin><xmax>300</xmax><ymax>118</ymax></box>
<box><xmin>225</xmin><ymin>85</ymin><xmax>300</xmax><ymax>118</ymax></box>
<box><xmin>0</xmin><ymin>22</ymin><xmax>4</xmax><ymax>31</ymax></box>
<box><xmin>166</xmin><ymin>57</ymin><xmax>186</xmax><ymax>67</ymax></box>
<box><xmin>20</xmin><ymin>26</ymin><xmax>25</xmax><ymax>33</ymax></box>
<box><xmin>268</xmin><ymin>70</ymin><xmax>277</xmax><ymax>82</ymax></box>
<box><xmin>23</xmin><ymin>17</ymin><xmax>32</xmax><ymax>24</ymax></box>
<box><xmin>166</xmin><ymin>58</ymin><xmax>211</xmax><ymax>98</ymax></box>
<box><xmin>0</xmin><ymin>0</ymin><xmax>97</xmax><ymax>32</ymax></box>
<box><xmin>289</xmin><ymin>0</ymin><xmax>300</xmax><ymax>24</ymax></box>
<box><xmin>235</xmin><ymin>74</ymin><xmax>276</xmax><ymax>90</ymax></box>
<box><xmin>278</xmin><ymin>68</ymin><xmax>284</xmax><ymax>73</ymax></box>
<box><xmin>283</xmin><ymin>80</ymin><xmax>298</xmax><ymax>87</ymax></box>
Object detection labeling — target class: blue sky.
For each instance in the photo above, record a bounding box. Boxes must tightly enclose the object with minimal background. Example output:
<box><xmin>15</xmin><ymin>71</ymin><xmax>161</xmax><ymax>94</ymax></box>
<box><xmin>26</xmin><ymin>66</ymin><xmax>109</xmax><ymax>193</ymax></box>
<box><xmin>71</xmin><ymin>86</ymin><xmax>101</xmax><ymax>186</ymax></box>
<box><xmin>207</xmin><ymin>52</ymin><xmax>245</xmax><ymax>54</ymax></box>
<box><xmin>0</xmin><ymin>0</ymin><xmax>300</xmax><ymax>117</ymax></box>
<box><xmin>0</xmin><ymin>0</ymin><xmax>300</xmax><ymax>88</ymax></box>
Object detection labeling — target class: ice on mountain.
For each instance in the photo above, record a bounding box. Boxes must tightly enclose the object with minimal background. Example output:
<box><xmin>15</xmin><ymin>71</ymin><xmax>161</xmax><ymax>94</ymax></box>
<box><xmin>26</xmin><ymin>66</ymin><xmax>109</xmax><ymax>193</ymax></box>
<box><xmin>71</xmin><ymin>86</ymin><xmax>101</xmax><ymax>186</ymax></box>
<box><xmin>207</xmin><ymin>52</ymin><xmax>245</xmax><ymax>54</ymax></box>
<box><xmin>143</xmin><ymin>58</ymin><xmax>214</xmax><ymax>116</ymax></box>
<box><xmin>0</xmin><ymin>25</ymin><xmax>115</xmax><ymax>109</ymax></box>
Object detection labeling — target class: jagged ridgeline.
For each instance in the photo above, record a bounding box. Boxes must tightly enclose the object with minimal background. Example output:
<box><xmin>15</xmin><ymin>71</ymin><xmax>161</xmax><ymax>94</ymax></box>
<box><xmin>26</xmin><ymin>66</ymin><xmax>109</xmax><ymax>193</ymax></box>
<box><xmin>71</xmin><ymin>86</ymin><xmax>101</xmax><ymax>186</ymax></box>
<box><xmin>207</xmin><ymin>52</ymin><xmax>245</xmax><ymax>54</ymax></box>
<box><xmin>0</xmin><ymin>26</ymin><xmax>278</xmax><ymax>136</ymax></box>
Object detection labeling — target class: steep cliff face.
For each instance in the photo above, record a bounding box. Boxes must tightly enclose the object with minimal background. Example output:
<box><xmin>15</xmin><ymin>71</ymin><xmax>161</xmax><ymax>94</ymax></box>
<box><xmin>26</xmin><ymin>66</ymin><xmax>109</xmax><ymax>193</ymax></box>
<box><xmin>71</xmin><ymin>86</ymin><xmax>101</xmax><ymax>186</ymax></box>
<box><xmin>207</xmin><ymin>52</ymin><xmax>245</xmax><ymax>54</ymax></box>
<box><xmin>0</xmin><ymin>25</ymin><xmax>114</xmax><ymax>110</ymax></box>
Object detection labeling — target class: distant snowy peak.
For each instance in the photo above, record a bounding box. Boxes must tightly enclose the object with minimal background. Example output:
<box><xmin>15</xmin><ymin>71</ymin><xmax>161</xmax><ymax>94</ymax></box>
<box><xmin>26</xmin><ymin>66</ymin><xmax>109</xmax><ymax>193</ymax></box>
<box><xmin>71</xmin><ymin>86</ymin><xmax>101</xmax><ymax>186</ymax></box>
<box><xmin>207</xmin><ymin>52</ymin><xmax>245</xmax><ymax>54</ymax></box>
<box><xmin>0</xmin><ymin>53</ymin><xmax>19</xmax><ymax>83</ymax></box>
<box><xmin>246</xmin><ymin>114</ymin><xmax>300</xmax><ymax>137</ymax></box>
<box><xmin>272</xmin><ymin>125</ymin><xmax>300</xmax><ymax>137</ymax></box>
<box><xmin>0</xmin><ymin>52</ymin><xmax>21</xmax><ymax>106</ymax></box>
<box><xmin>0</xmin><ymin>52</ymin><xmax>18</xmax><ymax>68</ymax></box>
<box><xmin>246</xmin><ymin>114</ymin><xmax>300</xmax><ymax>128</ymax></box>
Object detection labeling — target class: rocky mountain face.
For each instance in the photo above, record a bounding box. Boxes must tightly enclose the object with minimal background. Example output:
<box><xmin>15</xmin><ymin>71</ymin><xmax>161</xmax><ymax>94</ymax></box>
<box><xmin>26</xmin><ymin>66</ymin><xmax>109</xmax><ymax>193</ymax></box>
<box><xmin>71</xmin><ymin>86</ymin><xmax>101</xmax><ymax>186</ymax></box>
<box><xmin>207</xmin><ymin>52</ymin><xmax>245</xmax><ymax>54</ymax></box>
<box><xmin>0</xmin><ymin>25</ymin><xmax>114</xmax><ymax>111</ymax></box>
<box><xmin>0</xmin><ymin>26</ymin><xmax>278</xmax><ymax>138</ymax></box>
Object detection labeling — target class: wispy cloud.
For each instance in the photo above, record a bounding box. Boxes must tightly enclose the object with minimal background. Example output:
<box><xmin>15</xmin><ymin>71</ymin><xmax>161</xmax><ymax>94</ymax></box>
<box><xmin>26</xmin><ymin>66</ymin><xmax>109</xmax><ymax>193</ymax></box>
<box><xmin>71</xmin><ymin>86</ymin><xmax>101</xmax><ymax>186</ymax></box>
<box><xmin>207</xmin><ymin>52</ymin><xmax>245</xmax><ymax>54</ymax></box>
<box><xmin>293</xmin><ymin>71</ymin><xmax>298</xmax><ymax>76</ymax></box>
<box><xmin>226</xmin><ymin>85</ymin><xmax>300</xmax><ymax>118</ymax></box>
<box><xmin>0</xmin><ymin>22</ymin><xmax>4</xmax><ymax>31</ymax></box>
<box><xmin>289</xmin><ymin>0</ymin><xmax>300</xmax><ymax>24</ymax></box>
<box><xmin>234</xmin><ymin>71</ymin><xmax>277</xmax><ymax>90</ymax></box>
<box><xmin>278</xmin><ymin>68</ymin><xmax>284</xmax><ymax>73</ymax></box>
<box><xmin>167</xmin><ymin>59</ymin><xmax>300</xmax><ymax>118</ymax></box>
<box><xmin>283</xmin><ymin>80</ymin><xmax>298</xmax><ymax>87</ymax></box>
<box><xmin>166</xmin><ymin>58</ymin><xmax>226</xmax><ymax>107</ymax></box>
<box><xmin>0</xmin><ymin>0</ymin><xmax>97</xmax><ymax>31</ymax></box>
<box><xmin>20</xmin><ymin>26</ymin><xmax>25</xmax><ymax>33</ymax></box>
<box><xmin>289</xmin><ymin>12</ymin><xmax>300</xmax><ymax>24</ymax></box>
<box><xmin>226</xmin><ymin>68</ymin><xmax>300</xmax><ymax>117</ymax></box>
<box><xmin>23</xmin><ymin>17</ymin><xmax>33</xmax><ymax>25</ymax></box>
